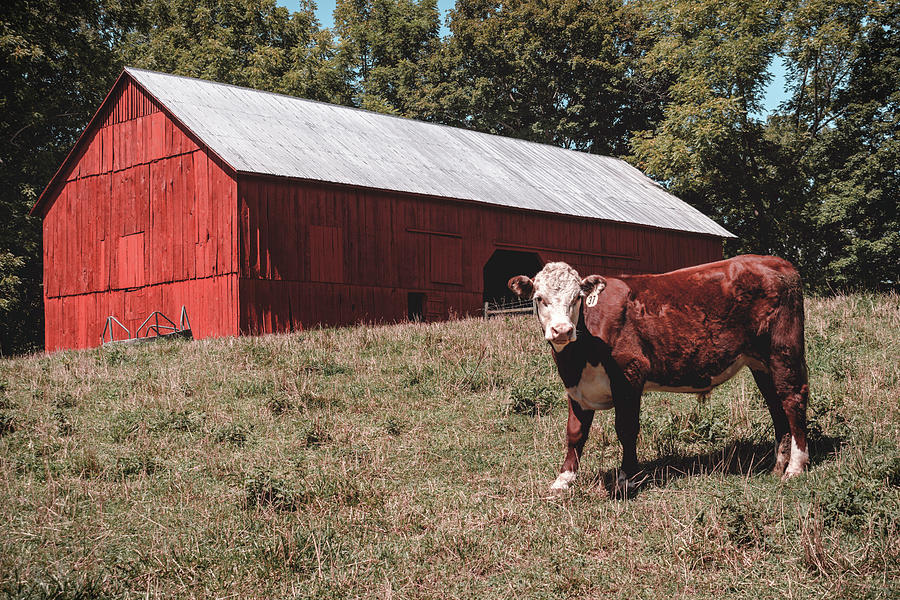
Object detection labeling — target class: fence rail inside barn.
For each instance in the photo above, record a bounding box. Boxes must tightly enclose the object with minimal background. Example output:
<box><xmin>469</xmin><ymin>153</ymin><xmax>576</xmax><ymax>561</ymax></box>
<box><xmin>484</xmin><ymin>298</ymin><xmax>535</xmax><ymax>319</ymax></box>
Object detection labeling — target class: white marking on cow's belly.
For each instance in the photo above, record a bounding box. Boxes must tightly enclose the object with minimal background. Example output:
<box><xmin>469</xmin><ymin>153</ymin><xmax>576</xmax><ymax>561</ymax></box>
<box><xmin>644</xmin><ymin>355</ymin><xmax>764</xmax><ymax>394</ymax></box>
<box><xmin>567</xmin><ymin>362</ymin><xmax>614</xmax><ymax>411</ymax></box>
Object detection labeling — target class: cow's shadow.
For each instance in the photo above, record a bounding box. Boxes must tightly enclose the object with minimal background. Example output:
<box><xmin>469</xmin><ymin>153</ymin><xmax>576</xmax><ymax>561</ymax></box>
<box><xmin>589</xmin><ymin>434</ymin><xmax>844</xmax><ymax>499</ymax></box>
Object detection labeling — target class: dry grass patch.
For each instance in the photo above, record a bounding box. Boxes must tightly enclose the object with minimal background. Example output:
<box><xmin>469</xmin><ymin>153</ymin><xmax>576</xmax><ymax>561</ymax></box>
<box><xmin>0</xmin><ymin>294</ymin><xmax>898</xmax><ymax>598</ymax></box>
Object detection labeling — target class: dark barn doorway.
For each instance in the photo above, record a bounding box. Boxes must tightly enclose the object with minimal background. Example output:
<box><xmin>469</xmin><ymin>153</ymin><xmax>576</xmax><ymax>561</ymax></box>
<box><xmin>482</xmin><ymin>250</ymin><xmax>543</xmax><ymax>305</ymax></box>
<box><xmin>407</xmin><ymin>292</ymin><xmax>425</xmax><ymax>322</ymax></box>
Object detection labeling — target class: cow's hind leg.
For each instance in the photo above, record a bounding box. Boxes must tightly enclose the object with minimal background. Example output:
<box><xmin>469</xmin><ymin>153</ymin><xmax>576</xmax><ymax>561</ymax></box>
<box><xmin>772</xmin><ymin>363</ymin><xmax>809</xmax><ymax>478</ymax></box>
<box><xmin>751</xmin><ymin>368</ymin><xmax>792</xmax><ymax>476</ymax></box>
<box><xmin>767</xmin><ymin>289</ymin><xmax>810</xmax><ymax>478</ymax></box>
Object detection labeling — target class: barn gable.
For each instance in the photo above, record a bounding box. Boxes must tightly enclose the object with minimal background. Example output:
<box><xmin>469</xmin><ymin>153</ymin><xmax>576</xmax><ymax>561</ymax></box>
<box><xmin>37</xmin><ymin>74</ymin><xmax>240</xmax><ymax>351</ymax></box>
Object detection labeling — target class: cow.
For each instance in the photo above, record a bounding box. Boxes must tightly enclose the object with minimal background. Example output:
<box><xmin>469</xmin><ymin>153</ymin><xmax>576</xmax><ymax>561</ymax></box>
<box><xmin>508</xmin><ymin>255</ymin><xmax>809</xmax><ymax>494</ymax></box>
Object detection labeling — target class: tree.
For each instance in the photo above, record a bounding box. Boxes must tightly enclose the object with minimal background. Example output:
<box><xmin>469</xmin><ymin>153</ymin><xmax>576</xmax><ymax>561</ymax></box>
<box><xmin>0</xmin><ymin>0</ymin><xmax>133</xmax><ymax>354</ymax></box>
<box><xmin>416</xmin><ymin>0</ymin><xmax>649</xmax><ymax>155</ymax></box>
<box><xmin>333</xmin><ymin>0</ymin><xmax>441</xmax><ymax>113</ymax></box>
<box><xmin>800</xmin><ymin>0</ymin><xmax>900</xmax><ymax>288</ymax></box>
<box><xmin>628</xmin><ymin>0</ymin><xmax>789</xmax><ymax>258</ymax></box>
<box><xmin>122</xmin><ymin>0</ymin><xmax>347</xmax><ymax>103</ymax></box>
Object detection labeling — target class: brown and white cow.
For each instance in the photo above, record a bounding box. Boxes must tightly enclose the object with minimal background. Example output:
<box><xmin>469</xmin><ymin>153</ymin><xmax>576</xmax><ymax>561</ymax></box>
<box><xmin>508</xmin><ymin>255</ymin><xmax>809</xmax><ymax>493</ymax></box>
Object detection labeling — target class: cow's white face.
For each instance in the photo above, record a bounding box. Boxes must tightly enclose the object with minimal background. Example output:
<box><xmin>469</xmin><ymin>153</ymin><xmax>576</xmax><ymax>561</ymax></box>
<box><xmin>508</xmin><ymin>262</ymin><xmax>606</xmax><ymax>352</ymax></box>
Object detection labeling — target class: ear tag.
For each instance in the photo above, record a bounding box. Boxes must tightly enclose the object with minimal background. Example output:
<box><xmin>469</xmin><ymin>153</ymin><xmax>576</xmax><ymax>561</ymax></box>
<box><xmin>585</xmin><ymin>289</ymin><xmax>599</xmax><ymax>308</ymax></box>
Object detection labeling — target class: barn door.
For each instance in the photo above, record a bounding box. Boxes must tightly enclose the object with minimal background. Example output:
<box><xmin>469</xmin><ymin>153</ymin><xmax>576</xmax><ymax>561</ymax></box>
<box><xmin>407</xmin><ymin>292</ymin><xmax>425</xmax><ymax>322</ymax></box>
<box><xmin>482</xmin><ymin>249</ymin><xmax>543</xmax><ymax>304</ymax></box>
<box><xmin>425</xmin><ymin>293</ymin><xmax>445</xmax><ymax>322</ymax></box>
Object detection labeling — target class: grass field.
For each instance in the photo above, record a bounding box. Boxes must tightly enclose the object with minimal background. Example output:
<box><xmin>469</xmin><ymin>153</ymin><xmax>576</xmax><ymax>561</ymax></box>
<box><xmin>1</xmin><ymin>293</ymin><xmax>898</xmax><ymax>599</ymax></box>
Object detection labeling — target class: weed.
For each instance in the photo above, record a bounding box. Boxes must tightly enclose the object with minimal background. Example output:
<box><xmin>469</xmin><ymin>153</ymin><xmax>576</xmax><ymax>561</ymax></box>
<box><xmin>54</xmin><ymin>410</ymin><xmax>73</xmax><ymax>437</ymax></box>
<box><xmin>266</xmin><ymin>394</ymin><xmax>294</xmax><ymax>415</ymax></box>
<box><xmin>244</xmin><ymin>473</ymin><xmax>302</xmax><ymax>511</ymax></box>
<box><xmin>300</xmin><ymin>420</ymin><xmax>332</xmax><ymax>447</ymax></box>
<box><xmin>718</xmin><ymin>495</ymin><xmax>765</xmax><ymax>548</ymax></box>
<box><xmin>398</xmin><ymin>364</ymin><xmax>436</xmax><ymax>391</ymax></box>
<box><xmin>115</xmin><ymin>451</ymin><xmax>161</xmax><ymax>478</ymax></box>
<box><xmin>149</xmin><ymin>409</ymin><xmax>204</xmax><ymax>434</ymax></box>
<box><xmin>0</xmin><ymin>412</ymin><xmax>14</xmax><ymax>437</ymax></box>
<box><xmin>383</xmin><ymin>416</ymin><xmax>405</xmax><ymax>436</ymax></box>
<box><xmin>107</xmin><ymin>410</ymin><xmax>143</xmax><ymax>442</ymax></box>
<box><xmin>301</xmin><ymin>359</ymin><xmax>352</xmax><ymax>377</ymax></box>
<box><xmin>232</xmin><ymin>379</ymin><xmax>275</xmax><ymax>400</ymax></box>
<box><xmin>52</xmin><ymin>391</ymin><xmax>76</xmax><ymax>409</ymax></box>
<box><xmin>215</xmin><ymin>422</ymin><xmax>252</xmax><ymax>447</ymax></box>
<box><xmin>97</xmin><ymin>345</ymin><xmax>130</xmax><ymax>367</ymax></box>
<box><xmin>507</xmin><ymin>381</ymin><xmax>558</xmax><ymax>416</ymax></box>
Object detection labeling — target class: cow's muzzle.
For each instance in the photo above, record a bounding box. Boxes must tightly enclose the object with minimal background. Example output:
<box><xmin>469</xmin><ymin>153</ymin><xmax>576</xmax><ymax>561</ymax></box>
<box><xmin>546</xmin><ymin>323</ymin><xmax>575</xmax><ymax>345</ymax></box>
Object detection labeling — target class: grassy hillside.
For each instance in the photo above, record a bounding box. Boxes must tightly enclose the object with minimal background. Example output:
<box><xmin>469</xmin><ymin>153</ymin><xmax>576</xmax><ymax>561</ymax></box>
<box><xmin>1</xmin><ymin>293</ymin><xmax>898</xmax><ymax>599</ymax></box>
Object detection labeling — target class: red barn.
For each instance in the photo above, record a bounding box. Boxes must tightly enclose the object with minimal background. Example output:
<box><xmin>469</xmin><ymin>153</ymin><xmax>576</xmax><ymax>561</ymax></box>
<box><xmin>32</xmin><ymin>68</ymin><xmax>734</xmax><ymax>352</ymax></box>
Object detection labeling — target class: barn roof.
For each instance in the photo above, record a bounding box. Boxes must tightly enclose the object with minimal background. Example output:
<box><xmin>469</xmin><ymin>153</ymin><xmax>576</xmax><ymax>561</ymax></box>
<box><xmin>44</xmin><ymin>67</ymin><xmax>735</xmax><ymax>237</ymax></box>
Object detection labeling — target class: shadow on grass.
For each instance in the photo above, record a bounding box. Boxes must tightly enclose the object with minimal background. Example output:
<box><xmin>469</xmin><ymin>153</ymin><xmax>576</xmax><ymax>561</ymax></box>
<box><xmin>595</xmin><ymin>434</ymin><xmax>845</xmax><ymax>499</ymax></box>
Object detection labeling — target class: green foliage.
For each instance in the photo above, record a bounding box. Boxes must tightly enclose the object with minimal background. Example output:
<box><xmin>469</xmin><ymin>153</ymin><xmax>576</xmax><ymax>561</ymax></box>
<box><xmin>0</xmin><ymin>0</ymin><xmax>132</xmax><ymax>354</ymax></box>
<box><xmin>507</xmin><ymin>380</ymin><xmax>558</xmax><ymax>415</ymax></box>
<box><xmin>123</xmin><ymin>0</ymin><xmax>348</xmax><ymax>102</ymax></box>
<box><xmin>333</xmin><ymin>0</ymin><xmax>440</xmax><ymax>112</ymax></box>
<box><xmin>631</xmin><ymin>0</ymin><xmax>898</xmax><ymax>290</ymax></box>
<box><xmin>421</xmin><ymin>0</ymin><xmax>652</xmax><ymax>153</ymax></box>
<box><xmin>629</xmin><ymin>0</ymin><xmax>789</xmax><ymax>257</ymax></box>
<box><xmin>802</xmin><ymin>0</ymin><xmax>900</xmax><ymax>289</ymax></box>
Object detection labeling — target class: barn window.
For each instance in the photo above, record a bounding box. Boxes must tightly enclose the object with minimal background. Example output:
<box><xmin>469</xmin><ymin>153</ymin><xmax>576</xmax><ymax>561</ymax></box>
<box><xmin>425</xmin><ymin>293</ymin><xmax>445</xmax><ymax>321</ymax></box>
<box><xmin>309</xmin><ymin>225</ymin><xmax>343</xmax><ymax>283</ymax></box>
<box><xmin>430</xmin><ymin>235</ymin><xmax>462</xmax><ymax>285</ymax></box>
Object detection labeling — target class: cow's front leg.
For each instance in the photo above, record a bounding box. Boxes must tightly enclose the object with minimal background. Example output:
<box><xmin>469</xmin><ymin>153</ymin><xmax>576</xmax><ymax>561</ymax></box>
<box><xmin>551</xmin><ymin>395</ymin><xmax>595</xmax><ymax>492</ymax></box>
<box><xmin>613</xmin><ymin>392</ymin><xmax>642</xmax><ymax>495</ymax></box>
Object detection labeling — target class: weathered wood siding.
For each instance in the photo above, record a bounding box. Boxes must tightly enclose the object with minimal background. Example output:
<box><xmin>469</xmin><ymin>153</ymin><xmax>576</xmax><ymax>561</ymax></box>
<box><xmin>236</xmin><ymin>176</ymin><xmax>723</xmax><ymax>335</ymax></box>
<box><xmin>41</xmin><ymin>79</ymin><xmax>239</xmax><ymax>351</ymax></box>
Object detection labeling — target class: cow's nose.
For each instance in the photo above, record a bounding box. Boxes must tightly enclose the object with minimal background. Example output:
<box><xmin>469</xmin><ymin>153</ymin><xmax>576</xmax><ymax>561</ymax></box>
<box><xmin>548</xmin><ymin>323</ymin><xmax>573</xmax><ymax>341</ymax></box>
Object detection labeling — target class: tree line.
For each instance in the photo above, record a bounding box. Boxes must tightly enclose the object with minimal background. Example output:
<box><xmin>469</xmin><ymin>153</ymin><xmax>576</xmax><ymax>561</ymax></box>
<box><xmin>1</xmin><ymin>0</ymin><xmax>897</xmax><ymax>353</ymax></box>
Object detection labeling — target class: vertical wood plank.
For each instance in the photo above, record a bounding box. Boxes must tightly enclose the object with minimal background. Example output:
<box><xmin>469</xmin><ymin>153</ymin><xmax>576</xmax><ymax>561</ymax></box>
<box><xmin>183</xmin><ymin>152</ymin><xmax>195</xmax><ymax>280</ymax></box>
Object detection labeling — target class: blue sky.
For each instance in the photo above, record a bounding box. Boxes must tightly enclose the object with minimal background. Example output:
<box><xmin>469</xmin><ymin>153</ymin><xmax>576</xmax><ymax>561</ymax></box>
<box><xmin>276</xmin><ymin>0</ymin><xmax>789</xmax><ymax>114</ymax></box>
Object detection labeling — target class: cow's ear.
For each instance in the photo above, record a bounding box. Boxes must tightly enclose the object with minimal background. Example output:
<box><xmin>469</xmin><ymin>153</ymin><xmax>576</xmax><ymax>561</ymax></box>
<box><xmin>508</xmin><ymin>275</ymin><xmax>534</xmax><ymax>299</ymax></box>
<box><xmin>580</xmin><ymin>274</ymin><xmax>606</xmax><ymax>295</ymax></box>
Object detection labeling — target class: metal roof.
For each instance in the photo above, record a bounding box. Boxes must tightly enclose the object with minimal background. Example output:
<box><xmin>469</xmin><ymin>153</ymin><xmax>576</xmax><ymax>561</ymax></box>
<box><xmin>126</xmin><ymin>67</ymin><xmax>734</xmax><ymax>238</ymax></box>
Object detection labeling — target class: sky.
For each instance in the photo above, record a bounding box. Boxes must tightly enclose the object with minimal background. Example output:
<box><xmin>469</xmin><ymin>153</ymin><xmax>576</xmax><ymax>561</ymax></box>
<box><xmin>276</xmin><ymin>0</ymin><xmax>790</xmax><ymax>115</ymax></box>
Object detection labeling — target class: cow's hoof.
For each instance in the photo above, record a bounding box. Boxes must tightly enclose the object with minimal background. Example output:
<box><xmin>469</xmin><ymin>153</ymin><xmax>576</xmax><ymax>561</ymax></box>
<box><xmin>613</xmin><ymin>471</ymin><xmax>643</xmax><ymax>497</ymax></box>
<box><xmin>549</xmin><ymin>471</ymin><xmax>576</xmax><ymax>494</ymax></box>
<box><xmin>781</xmin><ymin>468</ymin><xmax>807</xmax><ymax>481</ymax></box>
<box><xmin>783</xmin><ymin>439</ymin><xmax>809</xmax><ymax>479</ymax></box>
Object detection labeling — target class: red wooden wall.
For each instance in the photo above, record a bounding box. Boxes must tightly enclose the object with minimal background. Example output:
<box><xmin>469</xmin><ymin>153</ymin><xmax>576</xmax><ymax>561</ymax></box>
<box><xmin>40</xmin><ymin>79</ymin><xmax>239</xmax><ymax>351</ymax></box>
<box><xmin>236</xmin><ymin>176</ymin><xmax>723</xmax><ymax>335</ymax></box>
